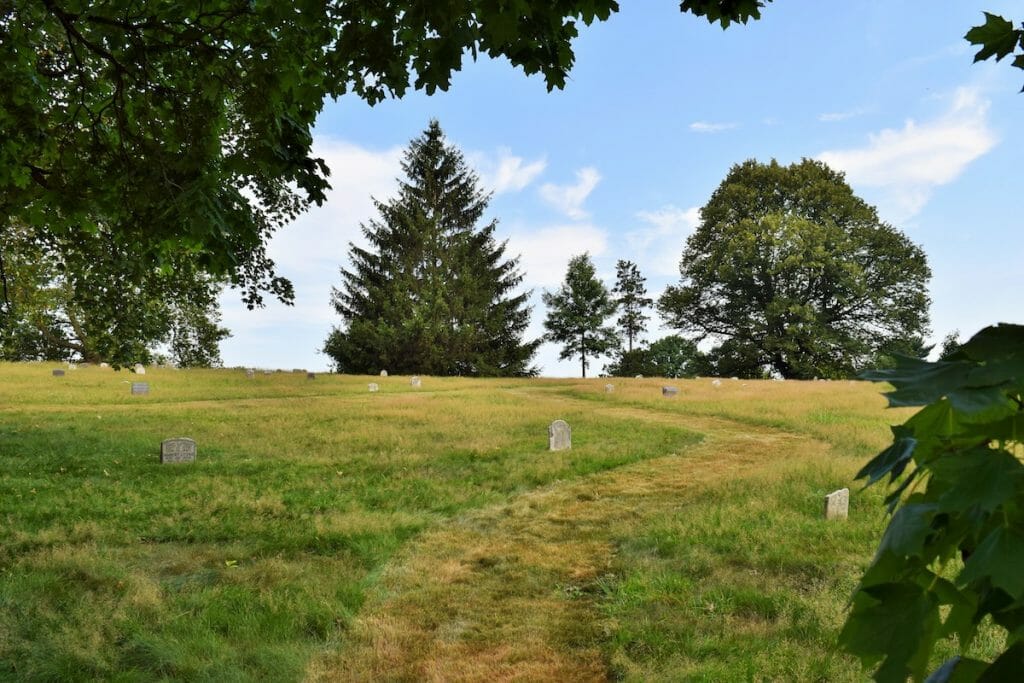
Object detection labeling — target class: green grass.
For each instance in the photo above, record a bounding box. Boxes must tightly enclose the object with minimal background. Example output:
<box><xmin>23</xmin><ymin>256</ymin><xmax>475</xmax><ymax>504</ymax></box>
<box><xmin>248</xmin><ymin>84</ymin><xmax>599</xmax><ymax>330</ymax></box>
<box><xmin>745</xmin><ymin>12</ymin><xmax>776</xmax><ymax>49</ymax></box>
<box><xmin>0</xmin><ymin>365</ymin><xmax>1002</xmax><ymax>680</ymax></box>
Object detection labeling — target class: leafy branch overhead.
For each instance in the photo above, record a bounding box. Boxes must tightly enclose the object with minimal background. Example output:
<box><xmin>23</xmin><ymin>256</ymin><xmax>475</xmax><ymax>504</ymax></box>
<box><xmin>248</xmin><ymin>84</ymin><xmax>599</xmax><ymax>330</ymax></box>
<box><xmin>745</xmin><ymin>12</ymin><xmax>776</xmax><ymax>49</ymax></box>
<box><xmin>966</xmin><ymin>12</ymin><xmax>1024</xmax><ymax>89</ymax></box>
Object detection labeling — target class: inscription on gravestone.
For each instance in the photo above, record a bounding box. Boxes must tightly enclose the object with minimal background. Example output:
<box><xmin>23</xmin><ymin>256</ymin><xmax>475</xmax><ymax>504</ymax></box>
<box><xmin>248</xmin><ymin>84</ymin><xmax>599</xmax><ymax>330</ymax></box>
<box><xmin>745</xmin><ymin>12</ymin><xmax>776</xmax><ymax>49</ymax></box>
<box><xmin>548</xmin><ymin>419</ymin><xmax>571</xmax><ymax>451</ymax></box>
<box><xmin>662</xmin><ymin>386</ymin><xmax>679</xmax><ymax>397</ymax></box>
<box><xmin>824</xmin><ymin>488</ymin><xmax>850</xmax><ymax>520</ymax></box>
<box><xmin>52</xmin><ymin>369</ymin><xmax>65</xmax><ymax>377</ymax></box>
<box><xmin>161</xmin><ymin>437</ymin><xmax>196</xmax><ymax>464</ymax></box>
<box><xmin>410</xmin><ymin>376</ymin><xmax>422</xmax><ymax>388</ymax></box>
<box><xmin>131</xmin><ymin>382</ymin><xmax>149</xmax><ymax>395</ymax></box>
<box><xmin>368</xmin><ymin>383</ymin><xmax>379</xmax><ymax>392</ymax></box>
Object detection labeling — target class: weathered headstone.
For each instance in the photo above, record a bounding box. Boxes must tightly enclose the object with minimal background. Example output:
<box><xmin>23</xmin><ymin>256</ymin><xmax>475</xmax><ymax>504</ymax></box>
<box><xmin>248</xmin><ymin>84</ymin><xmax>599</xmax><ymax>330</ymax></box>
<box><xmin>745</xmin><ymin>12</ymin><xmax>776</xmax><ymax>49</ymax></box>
<box><xmin>160</xmin><ymin>437</ymin><xmax>196</xmax><ymax>464</ymax></box>
<box><xmin>131</xmin><ymin>382</ymin><xmax>149</xmax><ymax>395</ymax></box>
<box><xmin>380</xmin><ymin>370</ymin><xmax>388</xmax><ymax>377</ymax></box>
<box><xmin>100</xmin><ymin>362</ymin><xmax>109</xmax><ymax>368</ymax></box>
<box><xmin>246</xmin><ymin>369</ymin><xmax>255</xmax><ymax>379</ymax></box>
<box><xmin>368</xmin><ymin>383</ymin><xmax>379</xmax><ymax>392</ymax></box>
<box><xmin>548</xmin><ymin>419</ymin><xmax>571</xmax><ymax>451</ymax></box>
<box><xmin>824</xmin><ymin>488</ymin><xmax>850</xmax><ymax>520</ymax></box>
<box><xmin>662</xmin><ymin>386</ymin><xmax>679</xmax><ymax>397</ymax></box>
<box><xmin>52</xmin><ymin>369</ymin><xmax>65</xmax><ymax>377</ymax></box>
<box><xmin>711</xmin><ymin>379</ymin><xmax>722</xmax><ymax>387</ymax></box>
<box><xmin>634</xmin><ymin>374</ymin><xmax>643</xmax><ymax>379</ymax></box>
<box><xmin>605</xmin><ymin>383</ymin><xmax>614</xmax><ymax>393</ymax></box>
<box><xmin>134</xmin><ymin>364</ymin><xmax>146</xmax><ymax>375</ymax></box>
<box><xmin>307</xmin><ymin>372</ymin><xmax>316</xmax><ymax>380</ymax></box>
<box><xmin>410</xmin><ymin>376</ymin><xmax>422</xmax><ymax>388</ymax></box>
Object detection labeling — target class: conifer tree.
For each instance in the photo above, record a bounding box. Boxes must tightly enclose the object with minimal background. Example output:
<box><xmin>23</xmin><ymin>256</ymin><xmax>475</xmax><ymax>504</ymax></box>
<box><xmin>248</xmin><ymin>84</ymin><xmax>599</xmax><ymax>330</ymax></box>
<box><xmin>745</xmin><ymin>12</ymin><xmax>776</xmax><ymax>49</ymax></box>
<box><xmin>612</xmin><ymin>259</ymin><xmax>652</xmax><ymax>352</ymax></box>
<box><xmin>542</xmin><ymin>253</ymin><xmax>618</xmax><ymax>378</ymax></box>
<box><xmin>324</xmin><ymin>121</ymin><xmax>538</xmax><ymax>376</ymax></box>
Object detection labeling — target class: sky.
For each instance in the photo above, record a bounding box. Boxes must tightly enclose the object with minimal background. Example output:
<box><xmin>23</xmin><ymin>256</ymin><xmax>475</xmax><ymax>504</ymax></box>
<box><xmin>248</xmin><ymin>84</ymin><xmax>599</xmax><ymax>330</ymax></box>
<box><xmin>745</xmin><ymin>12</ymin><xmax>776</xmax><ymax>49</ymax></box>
<box><xmin>218</xmin><ymin>1</ymin><xmax>1024</xmax><ymax>376</ymax></box>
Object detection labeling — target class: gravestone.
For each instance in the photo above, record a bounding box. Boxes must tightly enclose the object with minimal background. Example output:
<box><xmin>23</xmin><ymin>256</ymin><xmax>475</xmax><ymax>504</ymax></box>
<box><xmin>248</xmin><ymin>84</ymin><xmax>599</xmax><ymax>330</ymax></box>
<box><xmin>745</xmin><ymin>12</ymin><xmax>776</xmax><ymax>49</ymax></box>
<box><xmin>368</xmin><ymin>383</ymin><xmax>379</xmax><ymax>392</ymax></box>
<box><xmin>100</xmin><ymin>362</ymin><xmax>109</xmax><ymax>368</ymax></box>
<box><xmin>246</xmin><ymin>369</ymin><xmax>255</xmax><ymax>379</ymax></box>
<box><xmin>134</xmin><ymin>364</ymin><xmax>146</xmax><ymax>375</ymax></box>
<box><xmin>548</xmin><ymin>419</ymin><xmax>571</xmax><ymax>451</ymax></box>
<box><xmin>824</xmin><ymin>488</ymin><xmax>850</xmax><ymax>520</ymax></box>
<box><xmin>160</xmin><ymin>437</ymin><xmax>196</xmax><ymax>464</ymax></box>
<box><xmin>605</xmin><ymin>384</ymin><xmax>614</xmax><ymax>393</ymax></box>
<box><xmin>307</xmin><ymin>372</ymin><xmax>316</xmax><ymax>380</ymax></box>
<box><xmin>410</xmin><ymin>376</ymin><xmax>422</xmax><ymax>388</ymax></box>
<box><xmin>380</xmin><ymin>370</ymin><xmax>388</xmax><ymax>377</ymax></box>
<box><xmin>52</xmin><ymin>369</ymin><xmax>65</xmax><ymax>377</ymax></box>
<box><xmin>711</xmin><ymin>379</ymin><xmax>722</xmax><ymax>387</ymax></box>
<box><xmin>662</xmin><ymin>386</ymin><xmax>679</xmax><ymax>397</ymax></box>
<box><xmin>634</xmin><ymin>374</ymin><xmax>643</xmax><ymax>379</ymax></box>
<box><xmin>131</xmin><ymin>382</ymin><xmax>149</xmax><ymax>395</ymax></box>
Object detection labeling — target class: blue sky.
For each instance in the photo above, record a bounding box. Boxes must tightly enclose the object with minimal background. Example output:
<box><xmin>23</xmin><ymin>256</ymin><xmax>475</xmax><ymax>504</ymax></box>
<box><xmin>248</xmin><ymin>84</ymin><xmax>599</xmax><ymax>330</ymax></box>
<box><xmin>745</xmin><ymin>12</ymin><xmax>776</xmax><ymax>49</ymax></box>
<box><xmin>218</xmin><ymin>2</ymin><xmax>1024</xmax><ymax>376</ymax></box>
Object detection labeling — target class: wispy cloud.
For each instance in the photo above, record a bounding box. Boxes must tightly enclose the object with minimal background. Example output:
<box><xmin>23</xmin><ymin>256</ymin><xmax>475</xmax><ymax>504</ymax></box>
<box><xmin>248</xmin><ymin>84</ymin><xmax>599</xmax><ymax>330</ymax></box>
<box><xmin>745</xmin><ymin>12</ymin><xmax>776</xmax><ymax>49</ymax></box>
<box><xmin>689</xmin><ymin>121</ymin><xmax>738</xmax><ymax>133</ymax></box>
<box><xmin>818</xmin><ymin>107</ymin><xmax>869</xmax><ymax>122</ymax></box>
<box><xmin>539</xmin><ymin>167</ymin><xmax>601</xmax><ymax>219</ymax></box>
<box><xmin>471</xmin><ymin>147</ymin><xmax>547</xmax><ymax>194</ymax></box>
<box><xmin>817</xmin><ymin>86</ymin><xmax>996</xmax><ymax>221</ymax></box>
<box><xmin>628</xmin><ymin>205</ymin><xmax>701</xmax><ymax>277</ymax></box>
<box><xmin>508</xmin><ymin>223</ymin><xmax>610</xmax><ymax>289</ymax></box>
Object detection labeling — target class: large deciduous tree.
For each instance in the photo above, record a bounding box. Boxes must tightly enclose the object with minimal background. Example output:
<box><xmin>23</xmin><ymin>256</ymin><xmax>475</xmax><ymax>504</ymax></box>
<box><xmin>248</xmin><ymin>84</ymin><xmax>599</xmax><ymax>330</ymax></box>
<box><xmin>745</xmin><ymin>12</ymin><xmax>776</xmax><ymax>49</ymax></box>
<box><xmin>0</xmin><ymin>1</ymin><xmax>765</xmax><ymax>315</ymax></box>
<box><xmin>324</xmin><ymin>121</ymin><xmax>538</xmax><ymax>376</ymax></box>
<box><xmin>612</xmin><ymin>259</ymin><xmax>652</xmax><ymax>353</ymax></box>
<box><xmin>658</xmin><ymin>158</ymin><xmax>931</xmax><ymax>379</ymax></box>
<box><xmin>543</xmin><ymin>253</ymin><xmax>618</xmax><ymax>378</ymax></box>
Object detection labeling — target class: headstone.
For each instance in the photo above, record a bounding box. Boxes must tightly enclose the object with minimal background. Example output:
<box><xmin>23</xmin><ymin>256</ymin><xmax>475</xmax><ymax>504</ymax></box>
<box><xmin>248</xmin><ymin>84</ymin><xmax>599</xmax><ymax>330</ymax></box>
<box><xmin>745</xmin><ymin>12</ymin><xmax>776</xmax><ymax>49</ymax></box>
<box><xmin>731</xmin><ymin>377</ymin><xmax>739</xmax><ymax>381</ymax></box>
<box><xmin>662</xmin><ymin>386</ymin><xmax>679</xmax><ymax>397</ymax></box>
<box><xmin>264</xmin><ymin>370</ymin><xmax>272</xmax><ymax>375</ymax></box>
<box><xmin>67</xmin><ymin>362</ymin><xmax>77</xmax><ymax>370</ymax></box>
<box><xmin>711</xmin><ymin>379</ymin><xmax>722</xmax><ymax>387</ymax></box>
<box><xmin>160</xmin><ymin>437</ymin><xmax>196</xmax><ymax>464</ymax></box>
<box><xmin>380</xmin><ymin>370</ymin><xmax>388</xmax><ymax>377</ymax></box>
<box><xmin>368</xmin><ymin>383</ymin><xmax>379</xmax><ymax>392</ymax></box>
<box><xmin>410</xmin><ymin>376</ymin><xmax>422</xmax><ymax>388</ymax></box>
<box><xmin>100</xmin><ymin>362</ymin><xmax>109</xmax><ymax>368</ymax></box>
<box><xmin>131</xmin><ymin>382</ymin><xmax>149</xmax><ymax>395</ymax></box>
<box><xmin>246</xmin><ymin>369</ymin><xmax>255</xmax><ymax>379</ymax></box>
<box><xmin>605</xmin><ymin>384</ymin><xmax>614</xmax><ymax>393</ymax></box>
<box><xmin>824</xmin><ymin>488</ymin><xmax>850</xmax><ymax>520</ymax></box>
<box><xmin>52</xmin><ymin>369</ymin><xmax>65</xmax><ymax>377</ymax></box>
<box><xmin>307</xmin><ymin>372</ymin><xmax>315</xmax><ymax>380</ymax></box>
<box><xmin>548</xmin><ymin>419</ymin><xmax>571</xmax><ymax>451</ymax></box>
<box><xmin>634</xmin><ymin>374</ymin><xmax>643</xmax><ymax>379</ymax></box>
<box><xmin>134</xmin><ymin>364</ymin><xmax>145</xmax><ymax>375</ymax></box>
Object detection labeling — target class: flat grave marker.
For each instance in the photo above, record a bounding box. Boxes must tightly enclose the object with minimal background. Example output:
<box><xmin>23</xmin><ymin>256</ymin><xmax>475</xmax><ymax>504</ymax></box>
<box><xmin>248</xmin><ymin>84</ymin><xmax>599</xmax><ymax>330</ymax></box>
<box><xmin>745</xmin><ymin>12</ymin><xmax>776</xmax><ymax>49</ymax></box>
<box><xmin>131</xmin><ymin>382</ymin><xmax>149</xmax><ymax>395</ymax></box>
<box><xmin>52</xmin><ymin>369</ymin><xmax>65</xmax><ymax>377</ymax></box>
<box><xmin>368</xmin><ymin>383</ymin><xmax>379</xmax><ymax>392</ymax></box>
<box><xmin>161</xmin><ymin>437</ymin><xmax>196</xmax><ymax>464</ymax></box>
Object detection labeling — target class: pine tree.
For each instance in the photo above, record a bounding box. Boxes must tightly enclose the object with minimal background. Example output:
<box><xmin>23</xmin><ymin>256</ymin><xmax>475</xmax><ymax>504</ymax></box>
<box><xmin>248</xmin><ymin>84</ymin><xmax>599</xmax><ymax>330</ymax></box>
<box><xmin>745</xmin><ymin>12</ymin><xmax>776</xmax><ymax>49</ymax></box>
<box><xmin>324</xmin><ymin>121</ymin><xmax>539</xmax><ymax>376</ymax></box>
<box><xmin>612</xmin><ymin>259</ymin><xmax>652</xmax><ymax>352</ymax></box>
<box><xmin>542</xmin><ymin>253</ymin><xmax>618</xmax><ymax>378</ymax></box>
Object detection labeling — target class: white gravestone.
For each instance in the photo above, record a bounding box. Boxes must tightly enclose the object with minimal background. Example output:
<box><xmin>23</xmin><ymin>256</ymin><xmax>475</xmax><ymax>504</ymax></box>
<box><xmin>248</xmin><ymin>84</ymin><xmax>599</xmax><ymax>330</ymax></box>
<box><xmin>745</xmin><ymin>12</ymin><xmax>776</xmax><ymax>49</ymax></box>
<box><xmin>605</xmin><ymin>384</ymin><xmax>614</xmax><ymax>393</ymax></box>
<box><xmin>824</xmin><ymin>488</ymin><xmax>850</xmax><ymax>520</ymax></box>
<box><xmin>548</xmin><ymin>420</ymin><xmax>571</xmax><ymax>451</ymax></box>
<box><xmin>246</xmin><ymin>369</ymin><xmax>255</xmax><ymax>379</ymax></box>
<box><xmin>161</xmin><ymin>437</ymin><xmax>196</xmax><ymax>464</ymax></box>
<box><xmin>711</xmin><ymin>379</ymin><xmax>722</xmax><ymax>387</ymax></box>
<box><xmin>410</xmin><ymin>376</ymin><xmax>422</xmax><ymax>388</ymax></box>
<box><xmin>134</xmin><ymin>364</ymin><xmax>146</xmax><ymax>375</ymax></box>
<box><xmin>662</xmin><ymin>386</ymin><xmax>679</xmax><ymax>397</ymax></box>
<box><xmin>368</xmin><ymin>383</ymin><xmax>379</xmax><ymax>392</ymax></box>
<box><xmin>380</xmin><ymin>370</ymin><xmax>388</xmax><ymax>377</ymax></box>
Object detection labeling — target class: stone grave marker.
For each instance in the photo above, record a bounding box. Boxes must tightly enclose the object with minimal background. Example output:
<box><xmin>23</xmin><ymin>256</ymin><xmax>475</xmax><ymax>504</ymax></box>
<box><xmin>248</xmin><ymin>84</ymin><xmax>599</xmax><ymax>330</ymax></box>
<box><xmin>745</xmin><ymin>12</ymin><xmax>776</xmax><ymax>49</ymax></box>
<box><xmin>605</xmin><ymin>384</ymin><xmax>614</xmax><ymax>393</ymax></box>
<box><xmin>134</xmin><ymin>364</ymin><xmax>146</xmax><ymax>375</ymax></box>
<box><xmin>100</xmin><ymin>362</ymin><xmax>109</xmax><ymax>368</ymax></box>
<box><xmin>52</xmin><ymin>369</ymin><xmax>65</xmax><ymax>377</ymax></box>
<box><xmin>662</xmin><ymin>386</ymin><xmax>679</xmax><ymax>397</ymax></box>
<box><xmin>711</xmin><ymin>379</ymin><xmax>722</xmax><ymax>387</ymax></box>
<box><xmin>634</xmin><ymin>374</ymin><xmax>643</xmax><ymax>379</ymax></box>
<box><xmin>380</xmin><ymin>370</ymin><xmax>388</xmax><ymax>377</ymax></box>
<box><xmin>161</xmin><ymin>437</ymin><xmax>196</xmax><ymax>464</ymax></box>
<box><xmin>548</xmin><ymin>419</ymin><xmax>571</xmax><ymax>451</ymax></box>
<box><xmin>131</xmin><ymin>382</ymin><xmax>149</xmax><ymax>395</ymax></box>
<box><xmin>824</xmin><ymin>488</ymin><xmax>850</xmax><ymax>520</ymax></box>
<box><xmin>410</xmin><ymin>376</ymin><xmax>422</xmax><ymax>388</ymax></box>
<box><xmin>368</xmin><ymin>383</ymin><xmax>379</xmax><ymax>392</ymax></box>
<box><xmin>246</xmin><ymin>369</ymin><xmax>255</xmax><ymax>379</ymax></box>
<box><xmin>307</xmin><ymin>372</ymin><xmax>316</xmax><ymax>380</ymax></box>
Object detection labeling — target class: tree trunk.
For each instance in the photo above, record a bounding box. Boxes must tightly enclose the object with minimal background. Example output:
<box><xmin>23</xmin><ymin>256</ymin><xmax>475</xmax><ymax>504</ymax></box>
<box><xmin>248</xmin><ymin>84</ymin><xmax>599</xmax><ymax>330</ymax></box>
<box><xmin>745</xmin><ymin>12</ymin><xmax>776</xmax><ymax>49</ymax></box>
<box><xmin>581</xmin><ymin>331</ymin><xmax>587</xmax><ymax>378</ymax></box>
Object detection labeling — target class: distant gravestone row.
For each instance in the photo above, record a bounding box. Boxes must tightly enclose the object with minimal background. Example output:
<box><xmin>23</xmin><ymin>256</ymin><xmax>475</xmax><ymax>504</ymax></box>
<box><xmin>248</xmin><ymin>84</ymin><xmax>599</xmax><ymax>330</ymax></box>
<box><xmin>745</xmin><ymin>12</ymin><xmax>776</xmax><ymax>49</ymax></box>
<box><xmin>548</xmin><ymin>419</ymin><xmax>571</xmax><ymax>451</ymax></box>
<box><xmin>161</xmin><ymin>437</ymin><xmax>196</xmax><ymax>464</ymax></box>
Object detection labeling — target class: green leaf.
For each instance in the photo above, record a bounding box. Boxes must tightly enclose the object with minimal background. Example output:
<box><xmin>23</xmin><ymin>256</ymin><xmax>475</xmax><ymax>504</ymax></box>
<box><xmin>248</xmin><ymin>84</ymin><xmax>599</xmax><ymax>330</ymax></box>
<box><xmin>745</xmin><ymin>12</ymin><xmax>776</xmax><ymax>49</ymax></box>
<box><xmin>947</xmin><ymin>386</ymin><xmax>1018</xmax><ymax>423</ymax></box>
<box><xmin>978</xmin><ymin>641</ymin><xmax>1024</xmax><ymax>682</ymax></box>
<box><xmin>959</xmin><ymin>527</ymin><xmax>1024</xmax><ymax>599</ymax></box>
<box><xmin>959</xmin><ymin>324</ymin><xmax>1024</xmax><ymax>361</ymax></box>
<box><xmin>930</xmin><ymin>448</ymin><xmax>1023</xmax><ymax>513</ymax></box>
<box><xmin>965</xmin><ymin>13</ymin><xmax>1019</xmax><ymax>62</ymax></box>
<box><xmin>862</xmin><ymin>355</ymin><xmax>972</xmax><ymax>408</ymax></box>
<box><xmin>856</xmin><ymin>426</ymin><xmax>916</xmax><ymax>486</ymax></box>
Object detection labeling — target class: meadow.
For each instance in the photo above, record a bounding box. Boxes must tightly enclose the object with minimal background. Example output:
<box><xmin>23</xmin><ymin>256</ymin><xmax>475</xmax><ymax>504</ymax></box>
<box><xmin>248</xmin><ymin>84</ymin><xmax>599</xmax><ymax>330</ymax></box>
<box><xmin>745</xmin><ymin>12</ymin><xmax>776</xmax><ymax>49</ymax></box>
<box><xmin>0</xmin><ymin>364</ymin><xmax>1001</xmax><ymax>681</ymax></box>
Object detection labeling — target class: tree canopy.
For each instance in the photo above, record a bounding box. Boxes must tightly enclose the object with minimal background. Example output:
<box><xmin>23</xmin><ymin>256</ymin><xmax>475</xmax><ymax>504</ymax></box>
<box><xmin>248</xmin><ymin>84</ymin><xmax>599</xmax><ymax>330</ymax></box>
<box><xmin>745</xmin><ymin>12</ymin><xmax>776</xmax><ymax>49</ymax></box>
<box><xmin>0</xmin><ymin>1</ymin><xmax>767</xmax><ymax>314</ymax></box>
<box><xmin>612</xmin><ymin>260</ymin><xmax>652</xmax><ymax>353</ymax></box>
<box><xmin>324</xmin><ymin>121</ymin><xmax>538</xmax><ymax>376</ymax></box>
<box><xmin>542</xmin><ymin>253</ymin><xmax>618</xmax><ymax>378</ymax></box>
<box><xmin>658</xmin><ymin>158</ymin><xmax>931</xmax><ymax>380</ymax></box>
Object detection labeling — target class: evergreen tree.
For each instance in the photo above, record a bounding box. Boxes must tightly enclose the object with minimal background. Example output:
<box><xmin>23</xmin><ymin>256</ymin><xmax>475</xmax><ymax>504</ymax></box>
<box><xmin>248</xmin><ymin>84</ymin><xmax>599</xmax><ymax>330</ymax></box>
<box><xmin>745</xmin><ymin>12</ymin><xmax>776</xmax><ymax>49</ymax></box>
<box><xmin>612</xmin><ymin>259</ymin><xmax>652</xmax><ymax>352</ymax></box>
<box><xmin>542</xmin><ymin>254</ymin><xmax>618</xmax><ymax>378</ymax></box>
<box><xmin>324</xmin><ymin>121</ymin><xmax>538</xmax><ymax>376</ymax></box>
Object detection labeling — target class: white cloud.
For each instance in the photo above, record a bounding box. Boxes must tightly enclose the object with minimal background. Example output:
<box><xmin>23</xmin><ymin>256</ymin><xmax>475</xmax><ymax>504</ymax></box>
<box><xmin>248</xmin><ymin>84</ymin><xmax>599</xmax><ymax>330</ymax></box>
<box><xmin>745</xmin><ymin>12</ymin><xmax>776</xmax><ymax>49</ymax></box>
<box><xmin>473</xmin><ymin>147</ymin><xmax>547</xmax><ymax>194</ymax></box>
<box><xmin>628</xmin><ymin>205</ymin><xmax>701</xmax><ymax>277</ymax></box>
<box><xmin>507</xmin><ymin>223</ymin><xmax>610</xmax><ymax>289</ymax></box>
<box><xmin>818</xmin><ymin>107</ymin><xmax>868</xmax><ymax>122</ymax></box>
<box><xmin>539</xmin><ymin>167</ymin><xmax>601</xmax><ymax>219</ymax></box>
<box><xmin>689</xmin><ymin>121</ymin><xmax>737</xmax><ymax>133</ymax></box>
<box><xmin>817</xmin><ymin>86</ymin><xmax>996</xmax><ymax>221</ymax></box>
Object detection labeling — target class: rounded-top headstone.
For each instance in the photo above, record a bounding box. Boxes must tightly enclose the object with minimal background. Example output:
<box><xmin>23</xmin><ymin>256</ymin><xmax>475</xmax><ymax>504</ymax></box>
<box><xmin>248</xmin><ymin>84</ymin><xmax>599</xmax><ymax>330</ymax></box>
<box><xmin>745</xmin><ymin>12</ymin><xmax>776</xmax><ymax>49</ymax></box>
<box><xmin>380</xmin><ymin>370</ymin><xmax>388</xmax><ymax>377</ymax></box>
<box><xmin>711</xmin><ymin>379</ymin><xmax>722</xmax><ymax>387</ymax></box>
<box><xmin>634</xmin><ymin>374</ymin><xmax>643</xmax><ymax>379</ymax></box>
<box><xmin>161</xmin><ymin>437</ymin><xmax>196</xmax><ymax>464</ymax></box>
<box><xmin>246</xmin><ymin>369</ymin><xmax>255</xmax><ymax>379</ymax></box>
<box><xmin>134</xmin><ymin>364</ymin><xmax>146</xmax><ymax>375</ymax></box>
<box><xmin>824</xmin><ymin>488</ymin><xmax>850</xmax><ymax>520</ymax></box>
<box><xmin>548</xmin><ymin>419</ymin><xmax>571</xmax><ymax>451</ymax></box>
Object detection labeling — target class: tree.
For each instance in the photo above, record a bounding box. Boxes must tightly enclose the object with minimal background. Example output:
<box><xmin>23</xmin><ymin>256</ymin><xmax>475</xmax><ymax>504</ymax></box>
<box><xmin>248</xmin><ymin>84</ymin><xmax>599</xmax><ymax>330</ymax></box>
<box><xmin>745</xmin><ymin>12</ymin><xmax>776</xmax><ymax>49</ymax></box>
<box><xmin>938</xmin><ymin>330</ymin><xmax>963</xmax><ymax>360</ymax></box>
<box><xmin>612</xmin><ymin>260</ymin><xmax>652</xmax><ymax>352</ymax></box>
<box><xmin>324</xmin><ymin>121</ymin><xmax>538</xmax><ymax>376</ymax></box>
<box><xmin>1</xmin><ymin>2</ymin><xmax>765</xmax><ymax>316</ymax></box>
<box><xmin>658</xmin><ymin>159</ymin><xmax>931</xmax><ymax>380</ymax></box>
<box><xmin>0</xmin><ymin>220</ymin><xmax>229</xmax><ymax>367</ymax></box>
<box><xmin>605</xmin><ymin>335</ymin><xmax>703</xmax><ymax>378</ymax></box>
<box><xmin>543</xmin><ymin>253</ymin><xmax>618</xmax><ymax>378</ymax></box>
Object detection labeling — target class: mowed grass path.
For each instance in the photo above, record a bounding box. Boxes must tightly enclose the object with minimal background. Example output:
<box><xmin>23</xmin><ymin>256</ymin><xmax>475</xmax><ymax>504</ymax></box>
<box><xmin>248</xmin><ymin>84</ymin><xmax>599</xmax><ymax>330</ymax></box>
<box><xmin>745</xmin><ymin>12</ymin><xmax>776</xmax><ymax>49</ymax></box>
<box><xmin>0</xmin><ymin>364</ymin><xmax>952</xmax><ymax>680</ymax></box>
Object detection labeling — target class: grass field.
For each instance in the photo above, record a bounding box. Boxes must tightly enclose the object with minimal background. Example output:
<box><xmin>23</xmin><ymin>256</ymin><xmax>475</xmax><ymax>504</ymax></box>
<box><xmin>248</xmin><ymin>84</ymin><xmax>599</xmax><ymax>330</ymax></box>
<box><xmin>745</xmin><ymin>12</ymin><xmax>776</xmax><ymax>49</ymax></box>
<box><xmin>0</xmin><ymin>364</ymin><xmax>1001</xmax><ymax>680</ymax></box>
